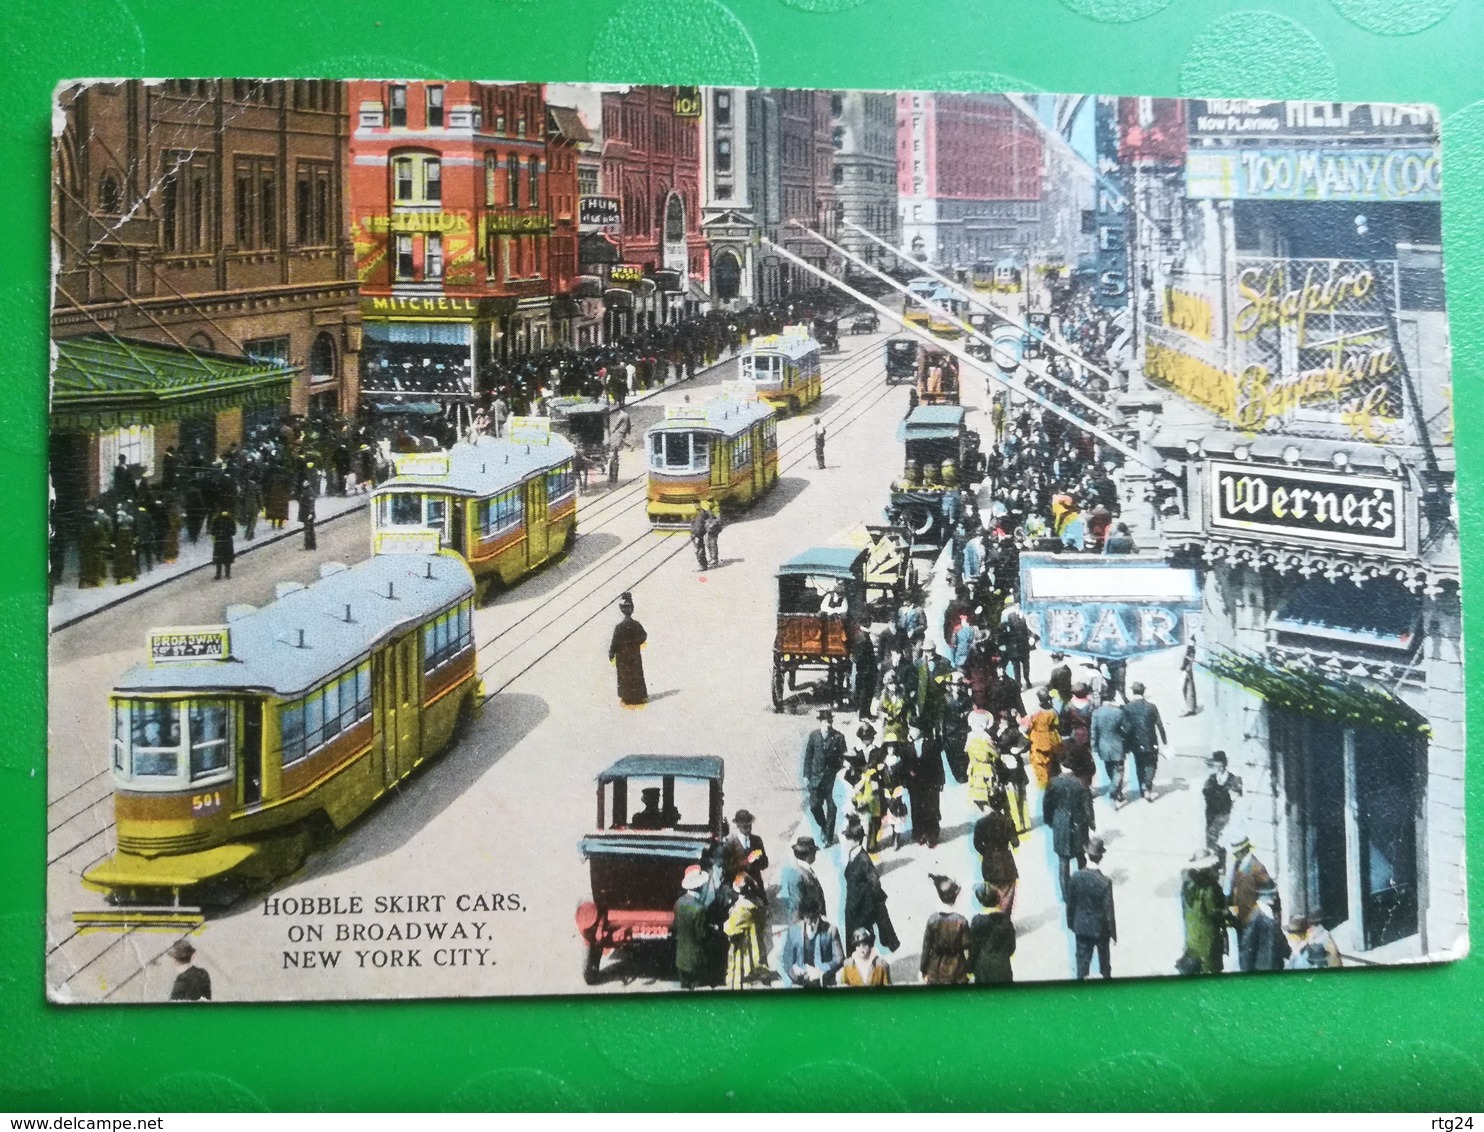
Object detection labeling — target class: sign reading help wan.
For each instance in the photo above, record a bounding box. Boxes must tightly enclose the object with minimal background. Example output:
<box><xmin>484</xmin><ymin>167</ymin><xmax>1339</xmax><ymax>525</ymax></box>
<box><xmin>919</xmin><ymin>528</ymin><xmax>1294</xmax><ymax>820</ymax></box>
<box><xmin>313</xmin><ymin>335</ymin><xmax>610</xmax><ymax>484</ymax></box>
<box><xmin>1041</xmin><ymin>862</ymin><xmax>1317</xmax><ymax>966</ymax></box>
<box><xmin>1018</xmin><ymin>555</ymin><xmax>1201</xmax><ymax>660</ymax></box>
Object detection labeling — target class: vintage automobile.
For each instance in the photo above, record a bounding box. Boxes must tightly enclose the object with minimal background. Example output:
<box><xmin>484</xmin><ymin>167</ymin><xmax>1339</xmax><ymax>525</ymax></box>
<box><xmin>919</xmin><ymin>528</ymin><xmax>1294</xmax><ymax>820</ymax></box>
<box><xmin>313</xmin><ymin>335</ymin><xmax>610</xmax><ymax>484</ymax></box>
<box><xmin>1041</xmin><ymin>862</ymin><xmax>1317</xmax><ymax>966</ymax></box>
<box><xmin>772</xmin><ymin>544</ymin><xmax>868</xmax><ymax>712</ymax></box>
<box><xmin>849</xmin><ymin>312</ymin><xmax>881</xmax><ymax>335</ymax></box>
<box><xmin>813</xmin><ymin>316</ymin><xmax>841</xmax><ymax>353</ymax></box>
<box><xmin>884</xmin><ymin>337</ymin><xmax>918</xmax><ymax>384</ymax></box>
<box><xmin>887</xmin><ymin>405</ymin><xmax>986</xmax><ymax>548</ymax></box>
<box><xmin>574</xmin><ymin>754</ymin><xmax>726</xmax><ymax>985</ymax></box>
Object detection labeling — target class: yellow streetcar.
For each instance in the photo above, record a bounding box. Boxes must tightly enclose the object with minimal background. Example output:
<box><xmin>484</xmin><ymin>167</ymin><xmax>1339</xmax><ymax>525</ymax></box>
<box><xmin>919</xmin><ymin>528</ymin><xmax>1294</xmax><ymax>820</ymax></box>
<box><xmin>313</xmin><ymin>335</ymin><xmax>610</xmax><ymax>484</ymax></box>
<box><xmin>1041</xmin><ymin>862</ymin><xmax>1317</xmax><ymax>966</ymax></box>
<box><xmin>83</xmin><ymin>552</ymin><xmax>481</xmax><ymax>905</ymax></box>
<box><xmin>738</xmin><ymin>328</ymin><xmax>822</xmax><ymax>415</ymax></box>
<box><xmin>646</xmin><ymin>393</ymin><xmax>779</xmax><ymax>525</ymax></box>
<box><xmin>371</xmin><ymin>427</ymin><xmax>578</xmax><ymax>602</ymax></box>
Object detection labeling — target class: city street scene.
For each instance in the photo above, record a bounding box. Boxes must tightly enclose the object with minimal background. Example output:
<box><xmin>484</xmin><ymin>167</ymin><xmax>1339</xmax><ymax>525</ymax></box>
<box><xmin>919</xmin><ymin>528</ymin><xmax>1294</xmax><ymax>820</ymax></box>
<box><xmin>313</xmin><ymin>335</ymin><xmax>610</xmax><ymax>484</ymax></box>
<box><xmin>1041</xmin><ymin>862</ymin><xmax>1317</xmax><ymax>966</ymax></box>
<box><xmin>46</xmin><ymin>82</ymin><xmax>1464</xmax><ymax>1003</ymax></box>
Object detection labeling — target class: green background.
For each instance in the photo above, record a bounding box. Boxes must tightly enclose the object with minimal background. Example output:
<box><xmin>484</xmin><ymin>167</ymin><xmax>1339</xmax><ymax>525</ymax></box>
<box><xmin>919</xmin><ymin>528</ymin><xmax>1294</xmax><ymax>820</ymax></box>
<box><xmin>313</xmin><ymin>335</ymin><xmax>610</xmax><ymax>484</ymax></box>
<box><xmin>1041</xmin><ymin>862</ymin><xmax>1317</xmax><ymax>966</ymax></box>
<box><xmin>5</xmin><ymin>0</ymin><xmax>1483</xmax><ymax>1111</ymax></box>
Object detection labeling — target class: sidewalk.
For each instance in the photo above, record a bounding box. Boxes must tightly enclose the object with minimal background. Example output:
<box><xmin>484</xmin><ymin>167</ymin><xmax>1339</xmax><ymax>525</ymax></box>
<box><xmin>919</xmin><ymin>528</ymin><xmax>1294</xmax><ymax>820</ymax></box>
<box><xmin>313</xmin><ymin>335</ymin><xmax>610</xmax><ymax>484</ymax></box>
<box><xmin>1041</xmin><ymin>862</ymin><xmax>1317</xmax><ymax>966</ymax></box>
<box><xmin>48</xmin><ymin>493</ymin><xmax>369</xmax><ymax>633</ymax></box>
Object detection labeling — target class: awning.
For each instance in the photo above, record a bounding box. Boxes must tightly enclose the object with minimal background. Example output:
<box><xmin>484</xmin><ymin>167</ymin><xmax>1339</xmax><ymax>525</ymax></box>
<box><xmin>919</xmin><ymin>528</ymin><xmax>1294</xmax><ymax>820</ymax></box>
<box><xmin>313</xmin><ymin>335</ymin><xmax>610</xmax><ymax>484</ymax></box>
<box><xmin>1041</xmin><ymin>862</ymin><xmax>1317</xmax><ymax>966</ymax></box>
<box><xmin>653</xmin><ymin>269</ymin><xmax>682</xmax><ymax>293</ymax></box>
<box><xmin>1269</xmin><ymin>577</ymin><xmax>1421</xmax><ymax>652</ymax></box>
<box><xmin>603</xmin><ymin>288</ymin><xmax>634</xmax><ymax>310</ymax></box>
<box><xmin>551</xmin><ymin>295</ymin><xmax>582</xmax><ymax>320</ymax></box>
<box><xmin>580</xmin><ymin>231</ymin><xmax>620</xmax><ymax>267</ymax></box>
<box><xmin>1203</xmin><ymin>646</ymin><xmax>1429</xmax><ymax>737</ymax></box>
<box><xmin>52</xmin><ymin>336</ymin><xmax>296</xmax><ymax>432</ymax></box>
<box><xmin>572</xmin><ymin>275</ymin><xmax>604</xmax><ymax>300</ymax></box>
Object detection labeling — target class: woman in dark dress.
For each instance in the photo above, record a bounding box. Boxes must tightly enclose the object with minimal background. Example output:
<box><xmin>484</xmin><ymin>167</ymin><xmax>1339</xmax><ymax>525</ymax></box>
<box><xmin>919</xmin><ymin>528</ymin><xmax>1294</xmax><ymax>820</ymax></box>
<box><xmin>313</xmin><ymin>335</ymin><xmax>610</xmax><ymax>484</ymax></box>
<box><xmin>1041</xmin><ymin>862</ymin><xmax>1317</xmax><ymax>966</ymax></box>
<box><xmin>968</xmin><ymin>883</ymin><xmax>1016</xmax><ymax>985</ymax></box>
<box><xmin>972</xmin><ymin>792</ymin><xmax>1021</xmax><ymax>915</ymax></box>
<box><xmin>608</xmin><ymin>591</ymin><xmax>648</xmax><ymax>706</ymax></box>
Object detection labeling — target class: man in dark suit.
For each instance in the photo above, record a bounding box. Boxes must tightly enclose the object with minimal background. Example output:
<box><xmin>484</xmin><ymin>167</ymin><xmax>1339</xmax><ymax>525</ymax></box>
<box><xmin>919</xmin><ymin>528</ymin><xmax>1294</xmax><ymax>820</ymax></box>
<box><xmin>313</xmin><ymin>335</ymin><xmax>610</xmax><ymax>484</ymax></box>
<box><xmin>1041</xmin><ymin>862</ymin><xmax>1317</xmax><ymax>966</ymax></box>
<box><xmin>1065</xmin><ymin>836</ymin><xmax>1116</xmax><ymax>979</ymax></box>
<box><xmin>1121</xmin><ymin>681</ymin><xmax>1168</xmax><ymax>802</ymax></box>
<box><xmin>778</xmin><ymin>891</ymin><xmax>845</xmax><ymax>988</ymax></box>
<box><xmin>722</xmin><ymin>809</ymin><xmax>769</xmax><ymax>907</ymax></box>
<box><xmin>843</xmin><ymin>822</ymin><xmax>900</xmax><ymax>952</ymax></box>
<box><xmin>801</xmin><ymin>710</ymin><xmax>847</xmax><ymax>845</ymax></box>
<box><xmin>1090</xmin><ymin>691</ymin><xmax>1129</xmax><ymax>806</ymax></box>
<box><xmin>1202</xmin><ymin>750</ymin><xmax>1244</xmax><ymax>867</ymax></box>
<box><xmin>1238</xmin><ymin>882</ymin><xmax>1290</xmax><ymax>972</ymax></box>
<box><xmin>1043</xmin><ymin>763</ymin><xmax>1095</xmax><ymax>901</ymax></box>
<box><xmin>167</xmin><ymin>940</ymin><xmax>211</xmax><ymax>1001</ymax></box>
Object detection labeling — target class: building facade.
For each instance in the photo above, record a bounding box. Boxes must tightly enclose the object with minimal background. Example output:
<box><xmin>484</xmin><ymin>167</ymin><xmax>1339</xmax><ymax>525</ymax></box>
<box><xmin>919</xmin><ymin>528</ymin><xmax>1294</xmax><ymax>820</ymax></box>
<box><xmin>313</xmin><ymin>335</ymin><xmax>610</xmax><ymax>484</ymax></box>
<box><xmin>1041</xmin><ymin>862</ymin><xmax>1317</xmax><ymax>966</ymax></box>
<box><xmin>348</xmin><ymin>80</ymin><xmax>563</xmax><ymax>406</ymax></box>
<box><xmin>776</xmin><ymin>88</ymin><xmax>838</xmax><ymax>292</ymax></box>
<box><xmin>1130</xmin><ymin>99</ymin><xmax>1460</xmax><ymax>962</ymax></box>
<box><xmin>50</xmin><ymin>79</ymin><xmax>360</xmax><ymax>522</ymax></box>
<box><xmin>897</xmin><ymin>92</ymin><xmax>1045</xmax><ymax>269</ymax></box>
<box><xmin>830</xmin><ymin>90</ymin><xmax>899</xmax><ymax>269</ymax></box>
<box><xmin>599</xmin><ymin>85</ymin><xmax>708</xmax><ymax>330</ymax></box>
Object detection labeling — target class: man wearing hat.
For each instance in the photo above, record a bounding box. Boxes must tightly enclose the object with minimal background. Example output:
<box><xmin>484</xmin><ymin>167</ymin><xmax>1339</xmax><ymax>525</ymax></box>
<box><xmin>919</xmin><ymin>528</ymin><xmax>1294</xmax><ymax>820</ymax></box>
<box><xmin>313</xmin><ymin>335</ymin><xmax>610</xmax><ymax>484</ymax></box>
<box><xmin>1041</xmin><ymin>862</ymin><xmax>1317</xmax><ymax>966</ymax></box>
<box><xmin>673</xmin><ymin>865</ymin><xmax>712</xmax><ymax>990</ymax></box>
<box><xmin>1238</xmin><ymin>881</ymin><xmax>1290</xmax><ymax>972</ymax></box>
<box><xmin>1201</xmin><ymin>751</ymin><xmax>1244</xmax><ymax>865</ymax></box>
<box><xmin>1065</xmin><ymin>836</ymin><xmax>1116</xmax><ymax>980</ymax></box>
<box><xmin>778</xmin><ymin>891</ymin><xmax>844</xmax><ymax>988</ymax></box>
<box><xmin>722</xmin><ymin>808</ymin><xmax>770</xmax><ymax>906</ymax></box>
<box><xmin>906</xmin><ymin>721</ymin><xmax>946</xmax><ymax>847</ymax></box>
<box><xmin>919</xmin><ymin>875</ymin><xmax>972</xmax><ymax>985</ymax></box>
<box><xmin>778</xmin><ymin>835</ymin><xmax>827</xmax><ymax>923</ymax></box>
<box><xmin>630</xmin><ymin>787</ymin><xmax>673</xmax><ymax>829</ymax></box>
<box><xmin>801</xmin><ymin>710</ymin><xmax>847</xmax><ymax>846</ymax></box>
<box><xmin>167</xmin><ymin>939</ymin><xmax>211</xmax><ymax>1001</ymax></box>
<box><xmin>1047</xmin><ymin>651</ymin><xmax>1074</xmax><ymax>709</ymax></box>
<box><xmin>1122</xmin><ymin>682</ymin><xmax>1168</xmax><ymax>803</ymax></box>
<box><xmin>1043</xmin><ymin>761</ymin><xmax>1096</xmax><ymax>901</ymax></box>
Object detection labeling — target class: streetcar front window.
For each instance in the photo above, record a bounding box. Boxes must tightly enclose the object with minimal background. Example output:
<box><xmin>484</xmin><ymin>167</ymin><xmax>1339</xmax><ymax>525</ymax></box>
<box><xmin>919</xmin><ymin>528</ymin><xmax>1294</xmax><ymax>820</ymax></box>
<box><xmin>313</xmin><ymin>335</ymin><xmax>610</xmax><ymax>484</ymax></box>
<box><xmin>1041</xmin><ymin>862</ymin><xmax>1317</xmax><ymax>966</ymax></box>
<box><xmin>114</xmin><ymin>698</ymin><xmax>235</xmax><ymax>788</ymax></box>
<box><xmin>388</xmin><ymin>493</ymin><xmax>424</xmax><ymax>526</ymax></box>
<box><xmin>650</xmin><ymin>432</ymin><xmax>707</xmax><ymax>472</ymax></box>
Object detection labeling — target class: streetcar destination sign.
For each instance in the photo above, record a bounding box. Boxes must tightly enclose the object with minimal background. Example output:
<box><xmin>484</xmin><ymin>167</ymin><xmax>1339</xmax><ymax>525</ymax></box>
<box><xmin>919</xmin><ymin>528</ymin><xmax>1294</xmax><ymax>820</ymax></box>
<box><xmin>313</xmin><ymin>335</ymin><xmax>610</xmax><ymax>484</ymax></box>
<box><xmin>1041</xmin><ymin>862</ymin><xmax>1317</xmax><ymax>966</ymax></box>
<box><xmin>148</xmin><ymin>625</ymin><xmax>232</xmax><ymax>664</ymax></box>
<box><xmin>1207</xmin><ymin>460</ymin><xmax>1405</xmax><ymax>550</ymax></box>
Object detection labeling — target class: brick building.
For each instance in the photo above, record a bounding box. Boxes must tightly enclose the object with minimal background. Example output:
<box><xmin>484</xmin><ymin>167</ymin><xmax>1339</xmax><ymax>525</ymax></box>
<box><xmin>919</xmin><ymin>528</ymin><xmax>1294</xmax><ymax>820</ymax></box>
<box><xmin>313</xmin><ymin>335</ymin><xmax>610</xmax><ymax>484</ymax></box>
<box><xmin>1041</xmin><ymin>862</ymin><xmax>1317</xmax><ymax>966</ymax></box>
<box><xmin>897</xmin><ymin>92</ymin><xmax>1044</xmax><ymax>268</ymax></box>
<box><xmin>599</xmin><ymin>86</ymin><xmax>708</xmax><ymax>329</ymax></box>
<box><xmin>50</xmin><ymin>78</ymin><xmax>360</xmax><ymax>524</ymax></box>
<box><xmin>348</xmin><ymin>80</ymin><xmax>574</xmax><ymax>404</ymax></box>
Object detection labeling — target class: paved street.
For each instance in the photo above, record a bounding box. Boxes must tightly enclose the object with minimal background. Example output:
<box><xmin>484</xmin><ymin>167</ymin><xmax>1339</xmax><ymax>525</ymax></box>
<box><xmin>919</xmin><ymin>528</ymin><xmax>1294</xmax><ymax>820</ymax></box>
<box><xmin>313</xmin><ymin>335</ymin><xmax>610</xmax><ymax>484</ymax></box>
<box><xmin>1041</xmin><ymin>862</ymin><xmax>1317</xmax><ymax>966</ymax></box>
<box><xmin>48</xmin><ymin>324</ymin><xmax>1220</xmax><ymax>1002</ymax></box>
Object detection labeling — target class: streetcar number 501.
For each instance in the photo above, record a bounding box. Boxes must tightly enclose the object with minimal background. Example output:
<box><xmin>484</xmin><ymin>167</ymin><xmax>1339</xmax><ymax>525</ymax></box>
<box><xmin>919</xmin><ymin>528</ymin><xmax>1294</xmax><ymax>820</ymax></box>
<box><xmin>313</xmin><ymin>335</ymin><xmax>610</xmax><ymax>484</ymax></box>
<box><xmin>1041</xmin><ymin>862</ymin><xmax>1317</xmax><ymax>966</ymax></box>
<box><xmin>191</xmin><ymin>791</ymin><xmax>223</xmax><ymax>814</ymax></box>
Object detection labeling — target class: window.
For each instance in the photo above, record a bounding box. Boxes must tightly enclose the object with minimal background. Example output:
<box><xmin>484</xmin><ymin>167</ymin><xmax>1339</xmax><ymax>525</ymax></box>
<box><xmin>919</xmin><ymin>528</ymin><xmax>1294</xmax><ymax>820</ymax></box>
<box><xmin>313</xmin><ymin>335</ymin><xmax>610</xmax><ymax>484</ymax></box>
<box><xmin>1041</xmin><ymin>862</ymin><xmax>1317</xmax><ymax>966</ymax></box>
<box><xmin>426</xmin><ymin>85</ymin><xmax>444</xmax><ymax>128</ymax></box>
<box><xmin>714</xmin><ymin>90</ymin><xmax>731</xmax><ymax>125</ymax></box>
<box><xmin>260</xmin><ymin>171</ymin><xmax>276</xmax><ymax>245</ymax></box>
<box><xmin>476</xmin><ymin>488</ymin><xmax>524</xmax><ymax>537</ymax></box>
<box><xmin>516</xmin><ymin>113</ymin><xmax>526</xmax><ymax>137</ymax></box>
<box><xmin>244</xmin><ymin>336</ymin><xmax>290</xmax><ymax>364</ymax></box>
<box><xmin>394</xmin><ymin>234</ymin><xmax>414</xmax><ymax>280</ymax></box>
<box><xmin>390</xmin><ymin>84</ymin><xmax>407</xmax><ymax>127</ymax></box>
<box><xmin>731</xmin><ymin>433</ymin><xmax>752</xmax><ymax>470</ymax></box>
<box><xmin>527</xmin><ymin>157</ymin><xmax>539</xmax><ymax>207</ymax></box>
<box><xmin>423</xmin><ymin>599</ymin><xmax>475</xmax><ymax>674</ymax></box>
<box><xmin>485</xmin><ymin>153</ymin><xmax>497</xmax><ymax>206</ymax></box>
<box><xmin>649</xmin><ymin>431</ymin><xmax>709</xmax><ymax>472</ymax></box>
<box><xmin>112</xmin><ymin>698</ymin><xmax>235</xmax><ymax>789</ymax></box>
<box><xmin>546</xmin><ymin>462</ymin><xmax>575</xmax><ymax>502</ymax></box>
<box><xmin>391</xmin><ymin>153</ymin><xmax>440</xmax><ymax>205</ymax></box>
<box><xmin>100</xmin><ymin>173</ymin><xmax>121</xmax><ymax>214</ymax></box>
<box><xmin>309</xmin><ymin>332</ymin><xmax>336</xmax><ymax>381</ymax></box>
<box><xmin>425</xmin><ymin>234</ymin><xmax>443</xmax><ymax>279</ymax></box>
<box><xmin>507</xmin><ymin>158</ymin><xmax>519</xmax><ymax>207</ymax></box>
<box><xmin>280</xmin><ymin>661</ymin><xmax>372</xmax><ymax>767</ymax></box>
<box><xmin>715</xmin><ymin>137</ymin><xmax>732</xmax><ymax>173</ymax></box>
<box><xmin>295</xmin><ymin>161</ymin><xmax>333</xmax><ymax>246</ymax></box>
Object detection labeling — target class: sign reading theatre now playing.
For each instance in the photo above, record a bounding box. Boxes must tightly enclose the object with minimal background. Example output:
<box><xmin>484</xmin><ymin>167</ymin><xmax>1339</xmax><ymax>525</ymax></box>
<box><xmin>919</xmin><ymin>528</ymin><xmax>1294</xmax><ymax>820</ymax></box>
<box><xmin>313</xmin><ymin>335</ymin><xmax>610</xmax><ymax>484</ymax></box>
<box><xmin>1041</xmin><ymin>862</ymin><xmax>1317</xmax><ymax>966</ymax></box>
<box><xmin>1208</xmin><ymin>461</ymin><xmax>1405</xmax><ymax>550</ymax></box>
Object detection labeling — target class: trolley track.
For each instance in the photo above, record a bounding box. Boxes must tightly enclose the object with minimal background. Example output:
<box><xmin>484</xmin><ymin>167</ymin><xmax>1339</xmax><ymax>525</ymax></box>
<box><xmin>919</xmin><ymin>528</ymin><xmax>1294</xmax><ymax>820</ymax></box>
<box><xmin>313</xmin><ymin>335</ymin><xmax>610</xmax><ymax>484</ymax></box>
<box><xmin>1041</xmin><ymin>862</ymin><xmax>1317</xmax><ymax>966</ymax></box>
<box><xmin>45</xmin><ymin>330</ymin><xmax>906</xmax><ymax>998</ymax></box>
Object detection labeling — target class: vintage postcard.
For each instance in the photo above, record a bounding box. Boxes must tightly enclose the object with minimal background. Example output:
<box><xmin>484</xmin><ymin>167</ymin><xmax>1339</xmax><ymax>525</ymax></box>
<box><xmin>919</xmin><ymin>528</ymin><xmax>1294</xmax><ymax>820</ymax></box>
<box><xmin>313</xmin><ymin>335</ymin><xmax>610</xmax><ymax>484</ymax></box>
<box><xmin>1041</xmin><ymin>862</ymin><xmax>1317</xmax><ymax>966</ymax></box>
<box><xmin>47</xmin><ymin>82</ymin><xmax>1463</xmax><ymax>1003</ymax></box>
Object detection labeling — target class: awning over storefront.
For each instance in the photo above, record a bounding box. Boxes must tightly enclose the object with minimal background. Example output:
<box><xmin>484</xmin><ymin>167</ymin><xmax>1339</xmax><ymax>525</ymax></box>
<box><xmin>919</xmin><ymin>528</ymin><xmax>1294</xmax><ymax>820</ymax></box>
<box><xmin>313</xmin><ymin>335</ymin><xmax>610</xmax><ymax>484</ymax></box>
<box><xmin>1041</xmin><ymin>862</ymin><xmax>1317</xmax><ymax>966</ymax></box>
<box><xmin>1203</xmin><ymin>646</ymin><xmax>1429</xmax><ymax>736</ymax></box>
<box><xmin>572</xmin><ymin>275</ymin><xmax>604</xmax><ymax>300</ymax></box>
<box><xmin>580</xmin><ymin>231</ymin><xmax>620</xmax><ymax>268</ymax></box>
<box><xmin>653</xmin><ymin>269</ymin><xmax>682</xmax><ymax>293</ymax></box>
<box><xmin>52</xmin><ymin>336</ymin><xmax>296</xmax><ymax>432</ymax></box>
<box><xmin>1269</xmin><ymin>577</ymin><xmax>1422</xmax><ymax>651</ymax></box>
<box><xmin>551</xmin><ymin>295</ymin><xmax>582</xmax><ymax>320</ymax></box>
<box><xmin>603</xmin><ymin>288</ymin><xmax>634</xmax><ymax>310</ymax></box>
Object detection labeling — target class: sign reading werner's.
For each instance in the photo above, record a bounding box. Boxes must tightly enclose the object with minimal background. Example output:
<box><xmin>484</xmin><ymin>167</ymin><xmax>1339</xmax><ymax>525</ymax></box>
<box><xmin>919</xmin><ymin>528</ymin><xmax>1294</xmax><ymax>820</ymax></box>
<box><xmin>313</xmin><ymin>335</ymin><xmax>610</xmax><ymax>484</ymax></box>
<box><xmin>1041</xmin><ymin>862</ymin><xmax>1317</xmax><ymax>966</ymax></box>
<box><xmin>1208</xmin><ymin>461</ymin><xmax>1405</xmax><ymax>550</ymax></box>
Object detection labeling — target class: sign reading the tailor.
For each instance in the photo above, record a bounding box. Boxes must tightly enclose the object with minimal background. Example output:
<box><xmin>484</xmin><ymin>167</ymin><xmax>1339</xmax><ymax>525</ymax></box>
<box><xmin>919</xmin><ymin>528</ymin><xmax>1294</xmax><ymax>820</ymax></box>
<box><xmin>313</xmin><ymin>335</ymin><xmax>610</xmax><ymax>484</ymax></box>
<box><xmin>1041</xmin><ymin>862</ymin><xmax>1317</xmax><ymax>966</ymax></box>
<box><xmin>1018</xmin><ymin>555</ymin><xmax>1201</xmax><ymax>661</ymax></box>
<box><xmin>1208</xmin><ymin>461</ymin><xmax>1405</xmax><ymax>550</ymax></box>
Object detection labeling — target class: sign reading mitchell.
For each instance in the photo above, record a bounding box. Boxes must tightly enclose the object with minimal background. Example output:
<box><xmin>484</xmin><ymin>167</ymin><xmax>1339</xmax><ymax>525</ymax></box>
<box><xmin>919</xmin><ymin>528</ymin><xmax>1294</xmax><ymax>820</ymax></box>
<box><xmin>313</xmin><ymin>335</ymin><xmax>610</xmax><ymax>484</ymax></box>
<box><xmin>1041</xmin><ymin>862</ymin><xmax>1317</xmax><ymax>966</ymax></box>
<box><xmin>1208</xmin><ymin>461</ymin><xmax>1404</xmax><ymax>550</ymax></box>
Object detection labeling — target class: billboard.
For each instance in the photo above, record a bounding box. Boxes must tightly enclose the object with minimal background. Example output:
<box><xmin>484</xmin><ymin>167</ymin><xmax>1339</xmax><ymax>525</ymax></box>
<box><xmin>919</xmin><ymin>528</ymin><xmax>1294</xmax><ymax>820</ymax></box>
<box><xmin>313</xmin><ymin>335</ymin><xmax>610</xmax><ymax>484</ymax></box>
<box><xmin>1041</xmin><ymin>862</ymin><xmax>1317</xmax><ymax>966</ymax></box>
<box><xmin>1018</xmin><ymin>554</ymin><xmax>1201</xmax><ymax>660</ymax></box>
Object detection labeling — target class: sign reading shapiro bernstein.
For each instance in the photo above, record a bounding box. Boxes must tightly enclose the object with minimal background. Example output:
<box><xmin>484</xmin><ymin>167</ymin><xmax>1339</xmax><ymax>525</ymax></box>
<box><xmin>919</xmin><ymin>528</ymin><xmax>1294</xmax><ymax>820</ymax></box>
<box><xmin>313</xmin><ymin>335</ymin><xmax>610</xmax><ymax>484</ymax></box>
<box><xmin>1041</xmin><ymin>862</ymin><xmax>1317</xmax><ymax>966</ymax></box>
<box><xmin>1208</xmin><ymin>461</ymin><xmax>1405</xmax><ymax>550</ymax></box>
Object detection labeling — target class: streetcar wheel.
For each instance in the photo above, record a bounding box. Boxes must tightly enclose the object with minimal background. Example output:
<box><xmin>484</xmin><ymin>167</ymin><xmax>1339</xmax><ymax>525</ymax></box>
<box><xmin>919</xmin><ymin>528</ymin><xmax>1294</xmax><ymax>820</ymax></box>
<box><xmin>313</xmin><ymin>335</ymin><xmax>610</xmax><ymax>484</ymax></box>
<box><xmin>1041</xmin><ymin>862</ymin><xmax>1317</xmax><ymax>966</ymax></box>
<box><xmin>771</xmin><ymin>663</ymin><xmax>785</xmax><ymax>712</ymax></box>
<box><xmin>583</xmin><ymin>941</ymin><xmax>603</xmax><ymax>985</ymax></box>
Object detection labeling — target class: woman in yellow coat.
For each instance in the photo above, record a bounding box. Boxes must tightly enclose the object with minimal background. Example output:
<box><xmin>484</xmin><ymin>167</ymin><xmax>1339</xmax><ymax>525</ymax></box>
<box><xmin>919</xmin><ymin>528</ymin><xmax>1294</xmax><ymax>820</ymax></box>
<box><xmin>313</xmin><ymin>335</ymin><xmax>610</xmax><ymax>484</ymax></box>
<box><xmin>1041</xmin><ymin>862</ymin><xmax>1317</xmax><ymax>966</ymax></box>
<box><xmin>724</xmin><ymin>873</ymin><xmax>764</xmax><ymax>990</ymax></box>
<box><xmin>965</xmin><ymin>715</ymin><xmax>999</xmax><ymax>810</ymax></box>
<box><xmin>1022</xmin><ymin>690</ymin><xmax>1063</xmax><ymax>790</ymax></box>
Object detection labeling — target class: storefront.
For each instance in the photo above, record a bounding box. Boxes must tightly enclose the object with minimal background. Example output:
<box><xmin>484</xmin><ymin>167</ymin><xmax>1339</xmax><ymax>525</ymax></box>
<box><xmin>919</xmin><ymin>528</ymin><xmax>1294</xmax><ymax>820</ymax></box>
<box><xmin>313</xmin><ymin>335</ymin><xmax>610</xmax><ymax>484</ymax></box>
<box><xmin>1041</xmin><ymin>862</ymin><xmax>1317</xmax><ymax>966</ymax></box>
<box><xmin>1156</xmin><ymin>435</ymin><xmax>1463</xmax><ymax>961</ymax></box>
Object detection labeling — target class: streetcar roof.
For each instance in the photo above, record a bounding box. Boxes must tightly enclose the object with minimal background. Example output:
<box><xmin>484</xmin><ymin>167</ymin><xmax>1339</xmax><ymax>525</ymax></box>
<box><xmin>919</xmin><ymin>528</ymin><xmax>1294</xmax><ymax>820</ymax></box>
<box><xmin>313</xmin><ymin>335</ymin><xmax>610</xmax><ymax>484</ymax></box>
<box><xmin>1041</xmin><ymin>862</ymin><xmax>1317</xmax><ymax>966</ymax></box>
<box><xmin>898</xmin><ymin>404</ymin><xmax>969</xmax><ymax>441</ymax></box>
<box><xmin>776</xmin><ymin>545</ymin><xmax>867</xmax><ymax>580</ymax></box>
<box><xmin>644</xmin><ymin>397</ymin><xmax>775</xmax><ymax>438</ymax></box>
<box><xmin>374</xmin><ymin>435</ymin><xmax>575</xmax><ymax>498</ymax></box>
<box><xmin>114</xmin><ymin>554</ymin><xmax>475</xmax><ymax>698</ymax></box>
<box><xmin>742</xmin><ymin>332</ymin><xmax>818</xmax><ymax>360</ymax></box>
<box><xmin>548</xmin><ymin>397</ymin><xmax>608</xmax><ymax>419</ymax></box>
<box><xmin>597</xmin><ymin>754</ymin><xmax>724</xmax><ymax>782</ymax></box>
